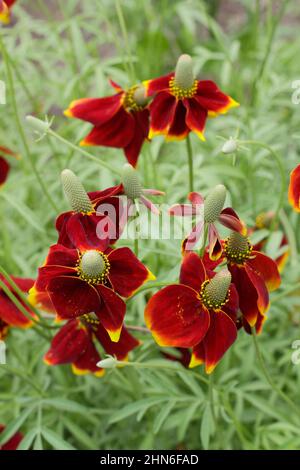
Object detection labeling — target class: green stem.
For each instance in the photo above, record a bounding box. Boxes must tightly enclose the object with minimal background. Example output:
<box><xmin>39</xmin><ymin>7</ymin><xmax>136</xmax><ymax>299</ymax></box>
<box><xmin>127</xmin><ymin>281</ymin><xmax>171</xmax><ymax>300</ymax></box>
<box><xmin>115</xmin><ymin>0</ymin><xmax>136</xmax><ymax>83</ymax></box>
<box><xmin>251</xmin><ymin>327</ymin><xmax>300</xmax><ymax>419</ymax></box>
<box><xmin>134</xmin><ymin>237</ymin><xmax>139</xmax><ymax>257</ymax></box>
<box><xmin>47</xmin><ymin>128</ymin><xmax>122</xmax><ymax>176</ymax></box>
<box><xmin>241</xmin><ymin>140</ymin><xmax>286</xmax><ymax>230</ymax></box>
<box><xmin>279</xmin><ymin>209</ymin><xmax>298</xmax><ymax>264</ymax></box>
<box><xmin>186</xmin><ymin>134</ymin><xmax>194</xmax><ymax>193</ymax></box>
<box><xmin>0</xmin><ymin>36</ymin><xmax>59</xmax><ymax>213</ymax></box>
<box><xmin>209</xmin><ymin>374</ymin><xmax>217</xmax><ymax>427</ymax></box>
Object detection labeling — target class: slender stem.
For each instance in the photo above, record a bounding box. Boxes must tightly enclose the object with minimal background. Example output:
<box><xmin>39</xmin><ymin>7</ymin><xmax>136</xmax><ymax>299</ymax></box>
<box><xmin>186</xmin><ymin>134</ymin><xmax>194</xmax><ymax>193</ymax></box>
<box><xmin>279</xmin><ymin>209</ymin><xmax>298</xmax><ymax>264</ymax></box>
<box><xmin>115</xmin><ymin>0</ymin><xmax>136</xmax><ymax>82</ymax></box>
<box><xmin>251</xmin><ymin>327</ymin><xmax>300</xmax><ymax>419</ymax></box>
<box><xmin>127</xmin><ymin>281</ymin><xmax>171</xmax><ymax>300</ymax></box>
<box><xmin>125</xmin><ymin>325</ymin><xmax>150</xmax><ymax>334</ymax></box>
<box><xmin>251</xmin><ymin>0</ymin><xmax>289</xmax><ymax>104</ymax></box>
<box><xmin>47</xmin><ymin>128</ymin><xmax>122</xmax><ymax>176</ymax></box>
<box><xmin>0</xmin><ymin>35</ymin><xmax>59</xmax><ymax>213</ymax></box>
<box><xmin>241</xmin><ymin>140</ymin><xmax>286</xmax><ymax>230</ymax></box>
<box><xmin>134</xmin><ymin>237</ymin><xmax>139</xmax><ymax>257</ymax></box>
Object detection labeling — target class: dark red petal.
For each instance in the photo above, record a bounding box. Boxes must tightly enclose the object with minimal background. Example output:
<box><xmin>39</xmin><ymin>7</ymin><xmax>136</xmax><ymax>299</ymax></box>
<box><xmin>219</xmin><ymin>207</ymin><xmax>246</xmax><ymax>235</ymax></box>
<box><xmin>72</xmin><ymin>339</ymin><xmax>103</xmax><ymax>376</ymax></box>
<box><xmin>96</xmin><ymin>285</ymin><xmax>126</xmax><ymax>342</ymax></box>
<box><xmin>148</xmin><ymin>92</ymin><xmax>177</xmax><ymax>138</ymax></box>
<box><xmin>188</xmin><ymin>192</ymin><xmax>204</xmax><ymax>205</ymax></box>
<box><xmin>144</xmin><ymin>73</ymin><xmax>173</xmax><ymax>96</ymax></box>
<box><xmin>108</xmin><ymin>247</ymin><xmax>154</xmax><ymax>297</ymax></box>
<box><xmin>64</xmin><ymin>93</ymin><xmax>123</xmax><ymax>126</ymax></box>
<box><xmin>0</xmin><ymin>425</ymin><xmax>23</xmax><ymax>451</ymax></box>
<box><xmin>34</xmin><ymin>265</ymin><xmax>76</xmax><ymax>293</ymax></box>
<box><xmin>88</xmin><ymin>184</ymin><xmax>124</xmax><ymax>205</ymax></box>
<box><xmin>208</xmin><ymin>225</ymin><xmax>223</xmax><ymax>260</ymax></box>
<box><xmin>179</xmin><ymin>252</ymin><xmax>206</xmax><ymax>291</ymax></box>
<box><xmin>0</xmin><ymin>156</ymin><xmax>10</xmax><ymax>186</ymax></box>
<box><xmin>95</xmin><ymin>196</ymin><xmax>126</xmax><ymax>243</ymax></box>
<box><xmin>124</xmin><ymin>109</ymin><xmax>149</xmax><ymax>167</ymax></box>
<box><xmin>44</xmin><ymin>244</ymin><xmax>79</xmax><ymax>268</ymax></box>
<box><xmin>248</xmin><ymin>251</ymin><xmax>281</xmax><ymax>292</ymax></box>
<box><xmin>202</xmin><ymin>310</ymin><xmax>237</xmax><ymax>374</ymax></box>
<box><xmin>166</xmin><ymin>100</ymin><xmax>189</xmax><ymax>141</ymax></box>
<box><xmin>289</xmin><ymin>164</ymin><xmax>300</xmax><ymax>212</ymax></box>
<box><xmin>189</xmin><ymin>342</ymin><xmax>205</xmax><ymax>368</ymax></box>
<box><xmin>195</xmin><ymin>80</ymin><xmax>239</xmax><ymax>116</ymax></box>
<box><xmin>47</xmin><ymin>276</ymin><xmax>101</xmax><ymax>319</ymax></box>
<box><xmin>245</xmin><ymin>264</ymin><xmax>270</xmax><ymax>315</ymax></box>
<box><xmin>0</xmin><ymin>291</ymin><xmax>32</xmax><ymax>328</ymax></box>
<box><xmin>44</xmin><ymin>319</ymin><xmax>90</xmax><ymax>365</ymax></box>
<box><xmin>145</xmin><ymin>284</ymin><xmax>210</xmax><ymax>348</ymax></box>
<box><xmin>80</xmin><ymin>107</ymin><xmax>135</xmax><ymax>148</ymax></box>
<box><xmin>0</xmin><ymin>275</ymin><xmax>34</xmax><ymax>294</ymax></box>
<box><xmin>223</xmin><ymin>283</ymin><xmax>239</xmax><ymax>322</ymax></box>
<box><xmin>95</xmin><ymin>324</ymin><xmax>139</xmax><ymax>360</ymax></box>
<box><xmin>229</xmin><ymin>264</ymin><xmax>262</xmax><ymax>327</ymax></box>
<box><xmin>65</xmin><ymin>213</ymin><xmax>109</xmax><ymax>252</ymax></box>
<box><xmin>183</xmin><ymin>98</ymin><xmax>207</xmax><ymax>141</ymax></box>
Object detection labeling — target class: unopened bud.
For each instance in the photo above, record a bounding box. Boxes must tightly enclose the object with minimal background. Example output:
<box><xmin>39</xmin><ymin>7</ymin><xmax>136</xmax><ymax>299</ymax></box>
<box><xmin>122</xmin><ymin>163</ymin><xmax>143</xmax><ymax>200</ymax></box>
<box><xmin>222</xmin><ymin>138</ymin><xmax>238</xmax><ymax>154</ymax></box>
<box><xmin>26</xmin><ymin>115</ymin><xmax>52</xmax><ymax>134</ymax></box>
<box><xmin>133</xmin><ymin>85</ymin><xmax>148</xmax><ymax>107</ymax></box>
<box><xmin>204</xmin><ymin>184</ymin><xmax>226</xmax><ymax>223</ymax></box>
<box><xmin>97</xmin><ymin>356</ymin><xmax>118</xmax><ymax>369</ymax></box>
<box><xmin>61</xmin><ymin>169</ymin><xmax>93</xmax><ymax>214</ymax></box>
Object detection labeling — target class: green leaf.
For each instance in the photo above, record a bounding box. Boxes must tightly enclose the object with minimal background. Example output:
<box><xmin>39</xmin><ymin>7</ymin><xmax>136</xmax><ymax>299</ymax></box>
<box><xmin>200</xmin><ymin>404</ymin><xmax>214</xmax><ymax>450</ymax></box>
<box><xmin>42</xmin><ymin>427</ymin><xmax>76</xmax><ymax>450</ymax></box>
<box><xmin>109</xmin><ymin>398</ymin><xmax>167</xmax><ymax>424</ymax></box>
<box><xmin>0</xmin><ymin>407</ymin><xmax>33</xmax><ymax>446</ymax></box>
<box><xmin>17</xmin><ymin>429</ymin><xmax>37</xmax><ymax>450</ymax></box>
<box><xmin>153</xmin><ymin>400</ymin><xmax>176</xmax><ymax>434</ymax></box>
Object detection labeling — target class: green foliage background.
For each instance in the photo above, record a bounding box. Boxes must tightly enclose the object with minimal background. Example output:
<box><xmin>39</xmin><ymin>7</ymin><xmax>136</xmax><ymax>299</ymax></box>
<box><xmin>0</xmin><ymin>0</ymin><xmax>300</xmax><ymax>450</ymax></box>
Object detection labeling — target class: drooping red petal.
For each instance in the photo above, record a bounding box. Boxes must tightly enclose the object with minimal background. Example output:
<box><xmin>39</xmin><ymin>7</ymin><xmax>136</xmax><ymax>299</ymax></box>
<box><xmin>168</xmin><ymin>204</ymin><xmax>199</xmax><ymax>217</ymax></box>
<box><xmin>95</xmin><ymin>196</ymin><xmax>126</xmax><ymax>243</ymax></box>
<box><xmin>166</xmin><ymin>100</ymin><xmax>189</xmax><ymax>141</ymax></box>
<box><xmin>108</xmin><ymin>247</ymin><xmax>154</xmax><ymax>298</ymax></box>
<box><xmin>0</xmin><ymin>291</ymin><xmax>33</xmax><ymax>328</ymax></box>
<box><xmin>144</xmin><ymin>73</ymin><xmax>173</xmax><ymax>97</ymax></box>
<box><xmin>288</xmin><ymin>164</ymin><xmax>300</xmax><ymax>212</ymax></box>
<box><xmin>223</xmin><ymin>283</ymin><xmax>239</xmax><ymax>322</ymax></box>
<box><xmin>179</xmin><ymin>252</ymin><xmax>206</xmax><ymax>291</ymax></box>
<box><xmin>124</xmin><ymin>109</ymin><xmax>149</xmax><ymax>167</ymax></box>
<box><xmin>140</xmin><ymin>195</ymin><xmax>160</xmax><ymax>214</ymax></box>
<box><xmin>64</xmin><ymin>93</ymin><xmax>123</xmax><ymax>125</ymax></box>
<box><xmin>88</xmin><ymin>184</ymin><xmax>124</xmax><ymax>205</ymax></box>
<box><xmin>201</xmin><ymin>310</ymin><xmax>237</xmax><ymax>374</ymax></box>
<box><xmin>248</xmin><ymin>251</ymin><xmax>281</xmax><ymax>292</ymax></box>
<box><xmin>189</xmin><ymin>342</ymin><xmax>205</xmax><ymax>368</ymax></box>
<box><xmin>80</xmin><ymin>108</ymin><xmax>135</xmax><ymax>148</ymax></box>
<box><xmin>95</xmin><ymin>324</ymin><xmax>139</xmax><ymax>361</ymax></box>
<box><xmin>208</xmin><ymin>224</ymin><xmax>223</xmax><ymax>260</ymax></box>
<box><xmin>244</xmin><ymin>264</ymin><xmax>270</xmax><ymax>315</ymax></box>
<box><xmin>47</xmin><ymin>276</ymin><xmax>101</xmax><ymax>319</ymax></box>
<box><xmin>0</xmin><ymin>424</ymin><xmax>23</xmax><ymax>451</ymax></box>
<box><xmin>195</xmin><ymin>80</ymin><xmax>239</xmax><ymax>116</ymax></box>
<box><xmin>72</xmin><ymin>338</ymin><xmax>103</xmax><ymax>376</ymax></box>
<box><xmin>0</xmin><ymin>156</ymin><xmax>10</xmax><ymax>186</ymax></box>
<box><xmin>96</xmin><ymin>284</ymin><xmax>126</xmax><ymax>342</ymax></box>
<box><xmin>145</xmin><ymin>284</ymin><xmax>210</xmax><ymax>348</ymax></box>
<box><xmin>44</xmin><ymin>319</ymin><xmax>90</xmax><ymax>365</ymax></box>
<box><xmin>185</xmin><ymin>220</ymin><xmax>205</xmax><ymax>251</ymax></box>
<box><xmin>183</xmin><ymin>97</ymin><xmax>207</xmax><ymax>141</ymax></box>
<box><xmin>188</xmin><ymin>192</ymin><xmax>204</xmax><ymax>205</ymax></box>
<box><xmin>219</xmin><ymin>207</ymin><xmax>246</xmax><ymax>235</ymax></box>
<box><xmin>148</xmin><ymin>91</ymin><xmax>177</xmax><ymax>138</ymax></box>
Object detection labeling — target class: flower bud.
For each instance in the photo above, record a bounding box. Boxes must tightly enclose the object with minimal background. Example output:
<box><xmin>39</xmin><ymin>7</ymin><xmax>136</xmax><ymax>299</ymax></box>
<box><xmin>122</xmin><ymin>163</ymin><xmax>143</xmax><ymax>200</ymax></box>
<box><xmin>204</xmin><ymin>184</ymin><xmax>226</xmax><ymax>223</ymax></box>
<box><xmin>97</xmin><ymin>356</ymin><xmax>118</xmax><ymax>369</ymax></box>
<box><xmin>61</xmin><ymin>169</ymin><xmax>93</xmax><ymax>214</ymax></box>
<box><xmin>26</xmin><ymin>115</ymin><xmax>52</xmax><ymax>134</ymax></box>
<box><xmin>174</xmin><ymin>54</ymin><xmax>195</xmax><ymax>90</ymax></box>
<box><xmin>201</xmin><ymin>269</ymin><xmax>231</xmax><ymax>309</ymax></box>
<box><xmin>222</xmin><ymin>138</ymin><xmax>238</xmax><ymax>154</ymax></box>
